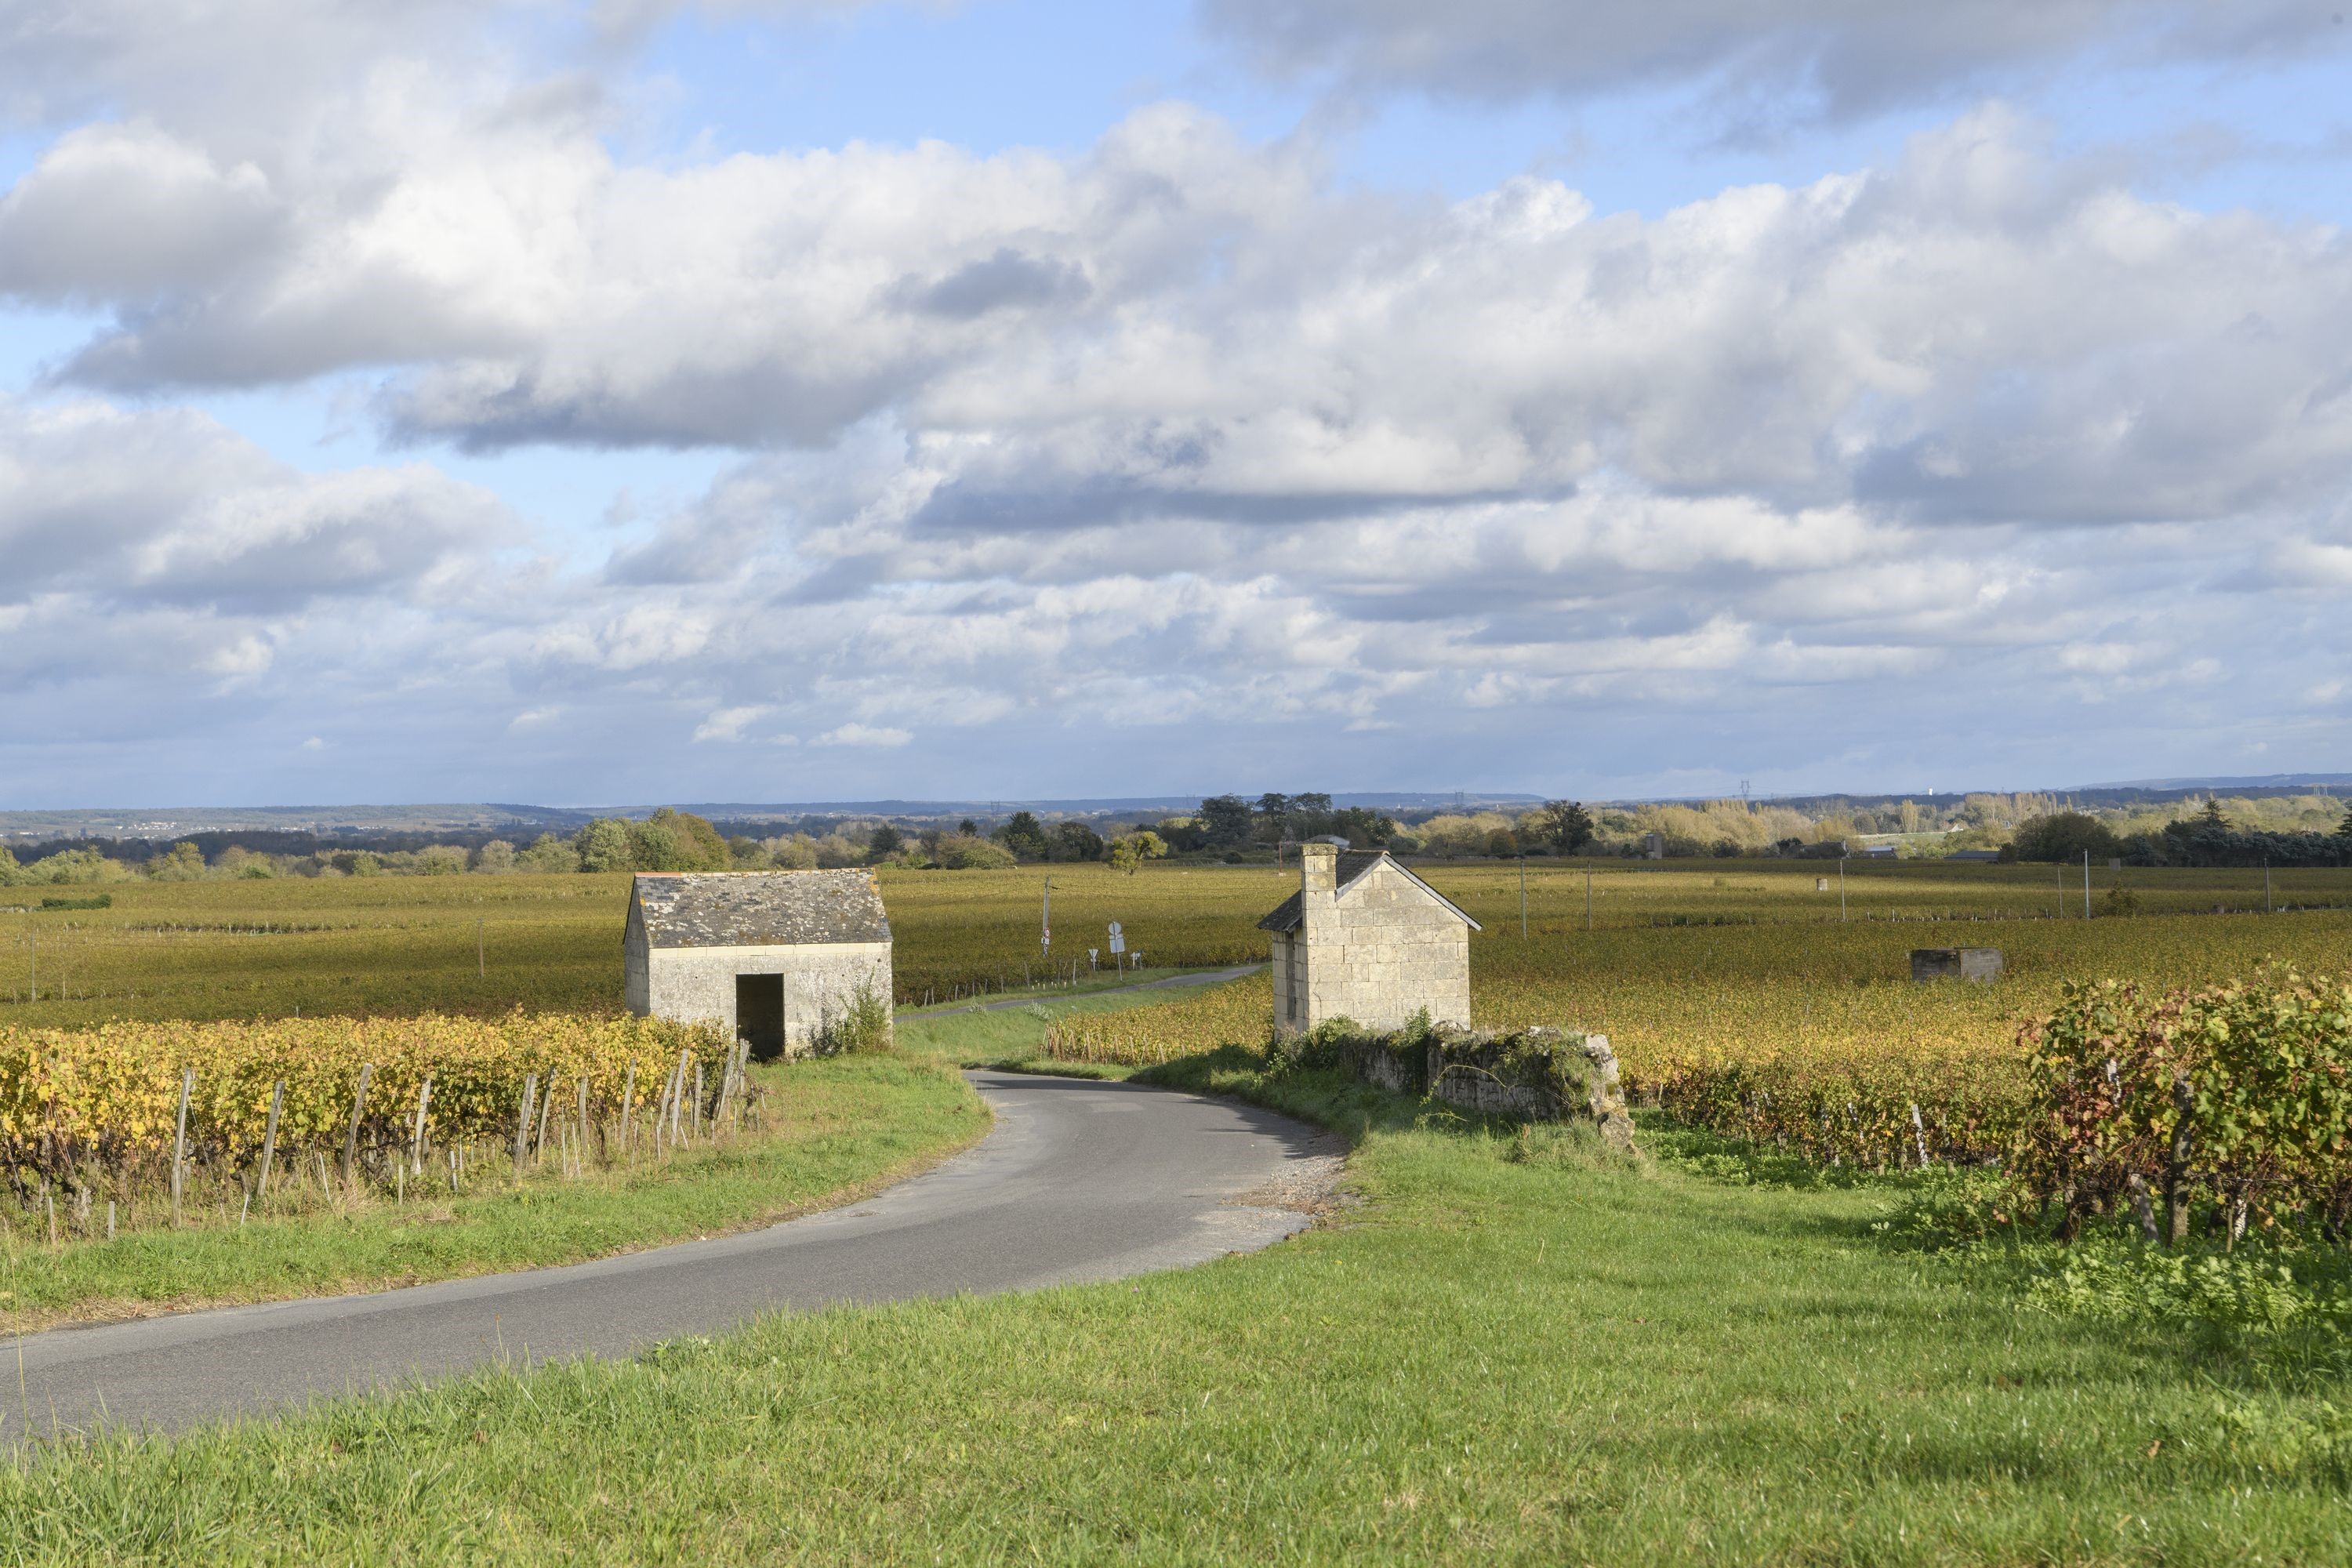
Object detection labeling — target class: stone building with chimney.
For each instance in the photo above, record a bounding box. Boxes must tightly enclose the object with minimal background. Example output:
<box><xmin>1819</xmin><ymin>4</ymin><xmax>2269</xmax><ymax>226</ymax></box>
<box><xmin>1257</xmin><ymin>844</ymin><xmax>1480</xmax><ymax>1035</ymax></box>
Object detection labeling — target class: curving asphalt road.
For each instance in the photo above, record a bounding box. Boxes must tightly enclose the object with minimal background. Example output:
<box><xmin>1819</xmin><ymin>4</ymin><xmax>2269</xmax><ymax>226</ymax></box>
<box><xmin>5</xmin><ymin>1071</ymin><xmax>1330</xmax><ymax>1445</ymax></box>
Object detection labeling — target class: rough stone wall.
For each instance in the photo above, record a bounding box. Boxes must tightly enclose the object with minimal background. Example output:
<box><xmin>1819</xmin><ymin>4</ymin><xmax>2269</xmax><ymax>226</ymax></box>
<box><xmin>634</xmin><ymin>941</ymin><xmax>892</xmax><ymax>1051</ymax></box>
<box><xmin>1271</xmin><ymin>932</ymin><xmax>1304</xmax><ymax>1033</ymax></box>
<box><xmin>1299</xmin><ymin>858</ymin><xmax>1471</xmax><ymax>1033</ymax></box>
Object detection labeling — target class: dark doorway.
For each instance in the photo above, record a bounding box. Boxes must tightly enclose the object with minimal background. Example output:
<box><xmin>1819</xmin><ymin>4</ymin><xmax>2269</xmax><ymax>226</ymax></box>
<box><xmin>736</xmin><ymin>973</ymin><xmax>786</xmax><ymax>1060</ymax></box>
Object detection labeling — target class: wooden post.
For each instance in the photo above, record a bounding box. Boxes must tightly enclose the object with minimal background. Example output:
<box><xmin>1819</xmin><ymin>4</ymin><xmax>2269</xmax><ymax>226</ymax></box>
<box><xmin>692</xmin><ymin>1062</ymin><xmax>705</xmax><ymax>1141</ymax></box>
<box><xmin>342</xmin><ymin>1062</ymin><xmax>373</xmax><ymax>1186</ymax></box>
<box><xmin>170</xmin><ymin>1065</ymin><xmax>194</xmax><ymax>1228</ymax></box>
<box><xmin>514</xmin><ymin>1073</ymin><xmax>539</xmax><ymax>1168</ymax></box>
<box><xmin>620</xmin><ymin>1062</ymin><xmax>638</xmax><ymax>1165</ymax></box>
<box><xmin>575</xmin><ymin>1073</ymin><xmax>590</xmax><ymax>1160</ymax></box>
<box><xmin>533</xmin><ymin>1073</ymin><xmax>554</xmax><ymax>1163</ymax></box>
<box><xmin>249</xmin><ymin>1079</ymin><xmax>285</xmax><ymax>1221</ymax></box>
<box><xmin>410</xmin><ymin>1074</ymin><xmax>434</xmax><ymax>1176</ymax></box>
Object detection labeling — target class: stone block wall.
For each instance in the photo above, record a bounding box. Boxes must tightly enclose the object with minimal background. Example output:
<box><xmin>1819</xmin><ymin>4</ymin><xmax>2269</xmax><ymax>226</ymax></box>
<box><xmin>1911</xmin><ymin>947</ymin><xmax>2004</xmax><ymax>984</ymax></box>
<box><xmin>633</xmin><ymin>940</ymin><xmax>892</xmax><ymax>1052</ymax></box>
<box><xmin>1299</xmin><ymin>858</ymin><xmax>1471</xmax><ymax>1033</ymax></box>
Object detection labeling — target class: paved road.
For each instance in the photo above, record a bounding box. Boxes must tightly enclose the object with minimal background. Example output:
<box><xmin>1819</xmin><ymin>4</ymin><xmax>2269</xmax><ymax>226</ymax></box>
<box><xmin>5</xmin><ymin>1071</ymin><xmax>1328</xmax><ymax>1445</ymax></box>
<box><xmin>929</xmin><ymin>962</ymin><xmax>1265</xmax><ymax>1017</ymax></box>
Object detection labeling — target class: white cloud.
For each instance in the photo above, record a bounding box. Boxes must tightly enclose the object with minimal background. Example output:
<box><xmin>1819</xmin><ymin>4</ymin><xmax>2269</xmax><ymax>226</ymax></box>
<box><xmin>815</xmin><ymin>723</ymin><xmax>913</xmax><ymax>748</ymax></box>
<box><xmin>691</xmin><ymin>704</ymin><xmax>769</xmax><ymax>742</ymax></box>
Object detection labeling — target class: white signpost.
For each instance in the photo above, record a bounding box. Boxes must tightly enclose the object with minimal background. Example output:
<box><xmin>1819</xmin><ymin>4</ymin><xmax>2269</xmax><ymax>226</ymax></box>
<box><xmin>1108</xmin><ymin>920</ymin><xmax>1126</xmax><ymax>974</ymax></box>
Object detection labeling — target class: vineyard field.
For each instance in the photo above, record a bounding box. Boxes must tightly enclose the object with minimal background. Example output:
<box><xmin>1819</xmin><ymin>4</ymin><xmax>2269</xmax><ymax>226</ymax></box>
<box><xmin>6</xmin><ymin>859</ymin><xmax>2347</xmax><ymax>1028</ymax></box>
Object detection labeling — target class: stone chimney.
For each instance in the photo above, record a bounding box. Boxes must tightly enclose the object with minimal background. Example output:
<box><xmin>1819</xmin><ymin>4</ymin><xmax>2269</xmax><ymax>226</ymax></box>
<box><xmin>1301</xmin><ymin>841</ymin><xmax>1338</xmax><ymax>896</ymax></box>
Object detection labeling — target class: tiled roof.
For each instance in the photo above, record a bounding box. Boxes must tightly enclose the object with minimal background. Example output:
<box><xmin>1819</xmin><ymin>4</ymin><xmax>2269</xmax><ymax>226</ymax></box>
<box><xmin>632</xmin><ymin>870</ymin><xmax>891</xmax><ymax>949</ymax></box>
<box><xmin>1254</xmin><ymin>851</ymin><xmax>1481</xmax><ymax>932</ymax></box>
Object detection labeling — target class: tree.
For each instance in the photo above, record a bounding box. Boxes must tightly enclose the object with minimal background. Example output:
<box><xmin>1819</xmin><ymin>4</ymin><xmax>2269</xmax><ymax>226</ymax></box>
<box><xmin>2200</xmin><ymin>797</ymin><xmax>2230</xmax><ymax>831</ymax></box>
<box><xmin>937</xmin><ymin>834</ymin><xmax>1017</xmax><ymax>869</ymax></box>
<box><xmin>1531</xmin><ymin>800</ymin><xmax>1597</xmax><ymax>853</ymax></box>
<box><xmin>630</xmin><ymin>808</ymin><xmax>728</xmax><ymax>872</ymax></box>
<box><xmin>0</xmin><ymin>845</ymin><xmax>17</xmax><ymax>887</ymax></box>
<box><xmin>146</xmin><ymin>840</ymin><xmax>208</xmax><ymax>881</ymax></box>
<box><xmin>993</xmin><ymin>811</ymin><xmax>1049</xmax><ymax>861</ymax></box>
<box><xmin>868</xmin><ymin>824</ymin><xmax>905</xmax><ymax>862</ymax></box>
<box><xmin>1197</xmin><ymin>794</ymin><xmax>1254</xmax><ymax>845</ymax></box>
<box><xmin>1252</xmin><ymin>793</ymin><xmax>1291</xmax><ymax>844</ymax></box>
<box><xmin>1053</xmin><ymin>821</ymin><xmax>1105</xmax><ymax>862</ymax></box>
<box><xmin>958</xmin><ymin>819</ymin><xmax>978</xmax><ymax>837</ymax></box>
<box><xmin>574</xmin><ymin>818</ymin><xmax>636</xmax><ymax>873</ymax></box>
<box><xmin>517</xmin><ymin>833</ymin><xmax>576</xmax><ymax>873</ymax></box>
<box><xmin>1108</xmin><ymin>830</ymin><xmax>1168</xmax><ymax>875</ymax></box>
<box><xmin>2339</xmin><ymin>803</ymin><xmax>2352</xmax><ymax>839</ymax></box>
<box><xmin>472</xmin><ymin>840</ymin><xmax>517</xmax><ymax>873</ymax></box>
<box><xmin>2009</xmin><ymin>811</ymin><xmax>2122</xmax><ymax>863</ymax></box>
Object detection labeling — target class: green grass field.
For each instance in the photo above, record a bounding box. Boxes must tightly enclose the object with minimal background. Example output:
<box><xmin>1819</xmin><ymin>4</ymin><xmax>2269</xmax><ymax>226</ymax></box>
<box><xmin>0</xmin><ymin>1053</ymin><xmax>984</xmax><ymax>1335</ymax></box>
<box><xmin>7</xmin><ymin>1026</ymin><xmax>2348</xmax><ymax>1563</ymax></box>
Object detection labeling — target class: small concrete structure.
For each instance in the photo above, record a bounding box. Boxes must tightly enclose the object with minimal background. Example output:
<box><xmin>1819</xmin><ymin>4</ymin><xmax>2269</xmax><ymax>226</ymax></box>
<box><xmin>1911</xmin><ymin>947</ymin><xmax>2004</xmax><ymax>984</ymax></box>
<box><xmin>1259</xmin><ymin>844</ymin><xmax>1480</xmax><ymax>1034</ymax></box>
<box><xmin>1640</xmin><ymin>832</ymin><xmax>1665</xmax><ymax>860</ymax></box>
<box><xmin>624</xmin><ymin>870</ymin><xmax>891</xmax><ymax>1056</ymax></box>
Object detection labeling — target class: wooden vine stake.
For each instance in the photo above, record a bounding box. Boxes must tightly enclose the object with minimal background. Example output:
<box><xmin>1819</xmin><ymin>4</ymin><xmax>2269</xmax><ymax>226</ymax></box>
<box><xmin>342</xmin><ymin>1062</ymin><xmax>374</xmax><ymax>1188</ymax></box>
<box><xmin>247</xmin><ymin>1079</ymin><xmax>285</xmax><ymax>1224</ymax></box>
<box><xmin>170</xmin><ymin>1065</ymin><xmax>194</xmax><ymax>1228</ymax></box>
<box><xmin>410</xmin><ymin>1074</ymin><xmax>434</xmax><ymax>1177</ymax></box>
<box><xmin>619</xmin><ymin>1062</ymin><xmax>638</xmax><ymax>1167</ymax></box>
<box><xmin>514</xmin><ymin>1073</ymin><xmax>539</xmax><ymax>1170</ymax></box>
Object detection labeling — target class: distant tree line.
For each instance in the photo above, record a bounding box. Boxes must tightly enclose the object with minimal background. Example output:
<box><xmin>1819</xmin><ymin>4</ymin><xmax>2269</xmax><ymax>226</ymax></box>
<box><xmin>2003</xmin><ymin>800</ymin><xmax>2352</xmax><ymax>869</ymax></box>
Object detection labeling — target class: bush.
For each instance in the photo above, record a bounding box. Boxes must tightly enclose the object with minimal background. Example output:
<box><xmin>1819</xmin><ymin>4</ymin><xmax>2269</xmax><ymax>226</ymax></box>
<box><xmin>811</xmin><ymin>984</ymin><xmax>893</xmax><ymax>1055</ymax></box>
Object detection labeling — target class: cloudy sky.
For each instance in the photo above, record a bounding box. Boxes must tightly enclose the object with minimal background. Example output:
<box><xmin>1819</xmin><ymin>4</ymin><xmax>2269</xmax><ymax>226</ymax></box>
<box><xmin>3</xmin><ymin>1</ymin><xmax>2349</xmax><ymax>808</ymax></box>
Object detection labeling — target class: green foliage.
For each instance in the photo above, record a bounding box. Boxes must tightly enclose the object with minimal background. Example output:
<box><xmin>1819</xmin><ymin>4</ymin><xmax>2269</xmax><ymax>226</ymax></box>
<box><xmin>0</xmin><ymin>844</ymin><xmax>16</xmax><ymax>887</ymax></box>
<box><xmin>573</xmin><ymin>818</ymin><xmax>635</xmax><ymax>873</ymax></box>
<box><xmin>1051</xmin><ymin>821</ymin><xmax>1104</xmax><ymax>862</ymax></box>
<box><xmin>631</xmin><ymin>808</ymin><xmax>729</xmax><ymax>872</ymax></box>
<box><xmin>2010</xmin><ymin>810</ymin><xmax>2123</xmax><ymax>863</ymax></box>
<box><xmin>812</xmin><ymin>982</ymin><xmax>894</xmax><ymax>1055</ymax></box>
<box><xmin>2016</xmin><ymin>968</ymin><xmax>2352</xmax><ymax>1243</ymax></box>
<box><xmin>1105</xmin><ymin>829</ymin><xmax>1167</xmax><ymax>875</ymax></box>
<box><xmin>39</xmin><ymin>895</ymin><xmax>113</xmax><ymax>911</ymax></box>
<box><xmin>2103</xmin><ymin>885</ymin><xmax>2143</xmax><ymax>916</ymax></box>
<box><xmin>144</xmin><ymin>841</ymin><xmax>207</xmax><ymax>881</ymax></box>
<box><xmin>934</xmin><ymin>834</ymin><xmax>1016</xmax><ymax>869</ymax></box>
<box><xmin>1531</xmin><ymin>799</ymin><xmax>1597</xmax><ymax>852</ymax></box>
<box><xmin>868</xmin><ymin>824</ymin><xmax>904</xmax><ymax>861</ymax></box>
<box><xmin>1196</xmin><ymin>793</ymin><xmax>1254</xmax><ymax>845</ymax></box>
<box><xmin>992</xmin><ymin>811</ymin><xmax>1048</xmax><ymax>861</ymax></box>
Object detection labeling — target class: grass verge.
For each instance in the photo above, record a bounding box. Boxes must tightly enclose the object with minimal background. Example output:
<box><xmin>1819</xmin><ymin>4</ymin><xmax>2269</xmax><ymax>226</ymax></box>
<box><xmin>892</xmin><ymin>981</ymin><xmax>1230</xmax><ymax>1069</ymax></box>
<box><xmin>8</xmin><ymin>1042</ymin><xmax>2352</xmax><ymax>1562</ymax></box>
<box><xmin>0</xmin><ymin>1053</ymin><xmax>985</xmax><ymax>1334</ymax></box>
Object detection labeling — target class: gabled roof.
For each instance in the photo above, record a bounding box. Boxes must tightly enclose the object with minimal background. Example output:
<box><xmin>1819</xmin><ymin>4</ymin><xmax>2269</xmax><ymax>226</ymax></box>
<box><xmin>1256</xmin><ymin>851</ymin><xmax>1482</xmax><ymax>933</ymax></box>
<box><xmin>631</xmin><ymin>870</ymin><xmax>891</xmax><ymax>949</ymax></box>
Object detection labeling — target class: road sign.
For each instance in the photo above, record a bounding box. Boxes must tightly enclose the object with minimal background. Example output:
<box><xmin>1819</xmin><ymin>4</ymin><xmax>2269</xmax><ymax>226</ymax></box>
<box><xmin>1108</xmin><ymin>921</ymin><xmax>1123</xmax><ymax>936</ymax></box>
<box><xmin>1109</xmin><ymin>932</ymin><xmax>1126</xmax><ymax>955</ymax></box>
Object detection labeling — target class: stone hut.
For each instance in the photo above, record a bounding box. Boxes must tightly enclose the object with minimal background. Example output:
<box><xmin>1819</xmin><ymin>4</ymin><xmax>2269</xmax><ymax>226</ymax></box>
<box><xmin>1258</xmin><ymin>844</ymin><xmax>1481</xmax><ymax>1035</ymax></box>
<box><xmin>624</xmin><ymin>870</ymin><xmax>891</xmax><ymax>1058</ymax></box>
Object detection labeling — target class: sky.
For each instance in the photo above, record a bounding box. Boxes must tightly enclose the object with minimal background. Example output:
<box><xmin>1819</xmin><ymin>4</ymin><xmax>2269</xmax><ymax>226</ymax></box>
<box><xmin>2</xmin><ymin>0</ymin><xmax>2350</xmax><ymax>809</ymax></box>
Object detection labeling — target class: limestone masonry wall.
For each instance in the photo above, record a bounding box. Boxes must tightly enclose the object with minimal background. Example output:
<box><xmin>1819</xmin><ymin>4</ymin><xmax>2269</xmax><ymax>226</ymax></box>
<box><xmin>638</xmin><ymin>941</ymin><xmax>891</xmax><ymax>1052</ymax></box>
<box><xmin>1300</xmin><ymin>857</ymin><xmax>1470</xmax><ymax>1033</ymax></box>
